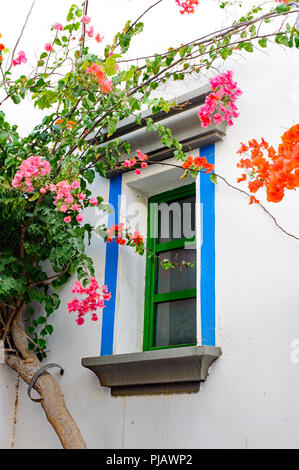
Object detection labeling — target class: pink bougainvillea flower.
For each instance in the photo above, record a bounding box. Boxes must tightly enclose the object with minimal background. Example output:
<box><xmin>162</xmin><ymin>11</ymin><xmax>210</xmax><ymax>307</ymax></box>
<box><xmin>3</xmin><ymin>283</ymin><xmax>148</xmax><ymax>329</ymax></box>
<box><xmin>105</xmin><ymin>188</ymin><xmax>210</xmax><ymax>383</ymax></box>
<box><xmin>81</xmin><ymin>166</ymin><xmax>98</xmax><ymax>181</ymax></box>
<box><xmin>68</xmin><ymin>278</ymin><xmax>111</xmax><ymax>325</ymax></box>
<box><xmin>82</xmin><ymin>15</ymin><xmax>91</xmax><ymax>24</ymax></box>
<box><xmin>77</xmin><ymin>192</ymin><xmax>86</xmax><ymax>200</ymax></box>
<box><xmin>101</xmin><ymin>79</ymin><xmax>113</xmax><ymax>94</ymax></box>
<box><xmin>86</xmin><ymin>62</ymin><xmax>113</xmax><ymax>93</ymax></box>
<box><xmin>134</xmin><ymin>169</ymin><xmax>141</xmax><ymax>175</ymax></box>
<box><xmin>12</xmin><ymin>156</ymin><xmax>51</xmax><ymax>192</ymax></box>
<box><xmin>71</xmin><ymin>180</ymin><xmax>80</xmax><ymax>189</ymax></box>
<box><xmin>64</xmin><ymin>216</ymin><xmax>72</xmax><ymax>223</ymax></box>
<box><xmin>12</xmin><ymin>51</ymin><xmax>27</xmax><ymax>66</ymax></box>
<box><xmin>95</xmin><ymin>33</ymin><xmax>104</xmax><ymax>43</ymax></box>
<box><xmin>89</xmin><ymin>197</ymin><xmax>98</xmax><ymax>206</ymax></box>
<box><xmin>54</xmin><ymin>23</ymin><xmax>63</xmax><ymax>31</ymax></box>
<box><xmin>45</xmin><ymin>43</ymin><xmax>53</xmax><ymax>52</ymax></box>
<box><xmin>198</xmin><ymin>70</ymin><xmax>242</xmax><ymax>128</ymax></box>
<box><xmin>86</xmin><ymin>26</ymin><xmax>94</xmax><ymax>38</ymax></box>
<box><xmin>76</xmin><ymin>214</ymin><xmax>84</xmax><ymax>223</ymax></box>
<box><xmin>18</xmin><ymin>51</ymin><xmax>27</xmax><ymax>63</ymax></box>
<box><xmin>60</xmin><ymin>204</ymin><xmax>68</xmax><ymax>213</ymax></box>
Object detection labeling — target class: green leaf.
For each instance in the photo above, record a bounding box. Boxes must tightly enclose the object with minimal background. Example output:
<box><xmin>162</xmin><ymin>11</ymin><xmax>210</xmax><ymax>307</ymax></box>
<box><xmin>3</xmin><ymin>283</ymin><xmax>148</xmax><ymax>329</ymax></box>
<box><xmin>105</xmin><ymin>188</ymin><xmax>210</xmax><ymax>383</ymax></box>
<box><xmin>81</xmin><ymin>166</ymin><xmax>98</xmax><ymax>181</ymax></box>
<box><xmin>83</xmin><ymin>169</ymin><xmax>95</xmax><ymax>184</ymax></box>
<box><xmin>210</xmin><ymin>174</ymin><xmax>217</xmax><ymax>184</ymax></box>
<box><xmin>275</xmin><ymin>34</ymin><xmax>289</xmax><ymax>47</ymax></box>
<box><xmin>45</xmin><ymin>325</ymin><xmax>54</xmax><ymax>335</ymax></box>
<box><xmin>258</xmin><ymin>38</ymin><xmax>268</xmax><ymax>48</ymax></box>
<box><xmin>276</xmin><ymin>3</ymin><xmax>290</xmax><ymax>13</ymax></box>
<box><xmin>243</xmin><ymin>42</ymin><xmax>254</xmax><ymax>52</ymax></box>
<box><xmin>29</xmin><ymin>192</ymin><xmax>41</xmax><ymax>202</ymax></box>
<box><xmin>11</xmin><ymin>94</ymin><xmax>21</xmax><ymax>104</ymax></box>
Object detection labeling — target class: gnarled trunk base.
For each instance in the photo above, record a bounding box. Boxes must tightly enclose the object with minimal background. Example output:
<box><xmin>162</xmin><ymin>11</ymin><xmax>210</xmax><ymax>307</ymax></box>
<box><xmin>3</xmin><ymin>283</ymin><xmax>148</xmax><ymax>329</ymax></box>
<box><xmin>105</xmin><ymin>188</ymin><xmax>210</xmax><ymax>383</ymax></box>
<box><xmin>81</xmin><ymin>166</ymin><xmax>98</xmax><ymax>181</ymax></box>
<box><xmin>5</xmin><ymin>320</ymin><xmax>86</xmax><ymax>449</ymax></box>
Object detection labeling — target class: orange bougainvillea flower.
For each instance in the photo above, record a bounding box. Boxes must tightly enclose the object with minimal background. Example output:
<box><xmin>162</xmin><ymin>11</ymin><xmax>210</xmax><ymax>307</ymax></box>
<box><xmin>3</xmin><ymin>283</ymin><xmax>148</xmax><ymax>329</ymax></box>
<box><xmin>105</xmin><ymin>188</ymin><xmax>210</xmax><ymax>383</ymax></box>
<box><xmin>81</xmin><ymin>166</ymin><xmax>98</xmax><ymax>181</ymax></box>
<box><xmin>182</xmin><ymin>156</ymin><xmax>215</xmax><ymax>174</ymax></box>
<box><xmin>237</xmin><ymin>174</ymin><xmax>246</xmax><ymax>183</ymax></box>
<box><xmin>182</xmin><ymin>156</ymin><xmax>194</xmax><ymax>169</ymax></box>
<box><xmin>0</xmin><ymin>44</ymin><xmax>5</xmax><ymax>51</ymax></box>
<box><xmin>56</xmin><ymin>118</ymin><xmax>76</xmax><ymax>130</ymax></box>
<box><xmin>66</xmin><ymin>120</ymin><xmax>76</xmax><ymax>130</ymax></box>
<box><xmin>249</xmin><ymin>195</ymin><xmax>259</xmax><ymax>205</ymax></box>
<box><xmin>237</xmin><ymin>124</ymin><xmax>299</xmax><ymax>203</ymax></box>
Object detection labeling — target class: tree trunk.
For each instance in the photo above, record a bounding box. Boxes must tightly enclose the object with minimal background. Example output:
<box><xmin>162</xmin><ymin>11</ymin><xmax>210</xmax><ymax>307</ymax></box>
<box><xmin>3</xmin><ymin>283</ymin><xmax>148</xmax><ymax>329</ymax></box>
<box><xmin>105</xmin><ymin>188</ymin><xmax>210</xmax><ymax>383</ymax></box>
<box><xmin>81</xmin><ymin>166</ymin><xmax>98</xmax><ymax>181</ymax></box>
<box><xmin>5</xmin><ymin>320</ymin><xmax>87</xmax><ymax>449</ymax></box>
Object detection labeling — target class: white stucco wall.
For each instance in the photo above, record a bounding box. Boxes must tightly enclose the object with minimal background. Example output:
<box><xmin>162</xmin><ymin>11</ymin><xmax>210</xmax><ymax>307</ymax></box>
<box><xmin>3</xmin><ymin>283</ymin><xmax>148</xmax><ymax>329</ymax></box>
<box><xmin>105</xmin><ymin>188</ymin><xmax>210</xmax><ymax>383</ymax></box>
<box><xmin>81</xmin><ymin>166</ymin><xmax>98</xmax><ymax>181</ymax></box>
<box><xmin>1</xmin><ymin>0</ymin><xmax>299</xmax><ymax>449</ymax></box>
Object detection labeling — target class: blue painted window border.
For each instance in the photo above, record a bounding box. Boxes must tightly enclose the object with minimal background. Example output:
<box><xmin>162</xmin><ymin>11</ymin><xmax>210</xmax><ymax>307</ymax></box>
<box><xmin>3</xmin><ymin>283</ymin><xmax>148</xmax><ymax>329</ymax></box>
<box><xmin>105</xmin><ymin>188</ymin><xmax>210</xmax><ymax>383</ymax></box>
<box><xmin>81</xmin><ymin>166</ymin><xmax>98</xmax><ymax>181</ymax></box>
<box><xmin>100</xmin><ymin>174</ymin><xmax>122</xmax><ymax>356</ymax></box>
<box><xmin>200</xmin><ymin>144</ymin><xmax>215</xmax><ymax>346</ymax></box>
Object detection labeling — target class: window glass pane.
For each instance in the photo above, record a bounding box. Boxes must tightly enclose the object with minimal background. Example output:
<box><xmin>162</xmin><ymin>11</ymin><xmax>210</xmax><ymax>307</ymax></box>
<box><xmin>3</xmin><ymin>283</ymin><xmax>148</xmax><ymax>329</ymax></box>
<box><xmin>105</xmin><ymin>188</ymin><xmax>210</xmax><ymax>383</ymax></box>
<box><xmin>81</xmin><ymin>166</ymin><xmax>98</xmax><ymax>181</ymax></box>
<box><xmin>153</xmin><ymin>298</ymin><xmax>196</xmax><ymax>347</ymax></box>
<box><xmin>157</xmin><ymin>195</ymin><xmax>195</xmax><ymax>244</ymax></box>
<box><xmin>155</xmin><ymin>248</ymin><xmax>196</xmax><ymax>294</ymax></box>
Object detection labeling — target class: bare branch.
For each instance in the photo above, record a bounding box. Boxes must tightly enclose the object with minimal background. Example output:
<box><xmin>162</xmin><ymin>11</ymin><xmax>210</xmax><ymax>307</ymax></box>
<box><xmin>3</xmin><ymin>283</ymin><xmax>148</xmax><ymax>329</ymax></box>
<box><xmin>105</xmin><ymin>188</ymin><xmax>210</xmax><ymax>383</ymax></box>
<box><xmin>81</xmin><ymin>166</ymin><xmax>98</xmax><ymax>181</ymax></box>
<box><xmin>6</xmin><ymin>0</ymin><xmax>37</xmax><ymax>73</ymax></box>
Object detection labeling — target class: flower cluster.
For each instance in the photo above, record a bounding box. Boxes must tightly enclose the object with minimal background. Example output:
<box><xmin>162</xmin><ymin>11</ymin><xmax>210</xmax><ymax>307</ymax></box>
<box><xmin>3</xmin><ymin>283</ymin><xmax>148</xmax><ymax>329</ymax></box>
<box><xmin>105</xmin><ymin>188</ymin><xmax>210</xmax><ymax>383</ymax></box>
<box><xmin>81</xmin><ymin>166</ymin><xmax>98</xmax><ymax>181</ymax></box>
<box><xmin>106</xmin><ymin>223</ymin><xmax>144</xmax><ymax>247</ymax></box>
<box><xmin>46</xmin><ymin>180</ymin><xmax>98</xmax><ymax>224</ymax></box>
<box><xmin>12</xmin><ymin>157</ymin><xmax>99</xmax><ymax>223</ymax></box>
<box><xmin>86</xmin><ymin>63</ymin><xmax>113</xmax><ymax>93</ymax></box>
<box><xmin>124</xmin><ymin>149</ymin><xmax>148</xmax><ymax>175</ymax></box>
<box><xmin>12</xmin><ymin>50</ymin><xmax>27</xmax><ymax>67</ymax></box>
<box><xmin>67</xmin><ymin>278</ymin><xmax>111</xmax><ymax>325</ymax></box>
<box><xmin>182</xmin><ymin>155</ymin><xmax>215</xmax><ymax>173</ymax></box>
<box><xmin>56</xmin><ymin>118</ymin><xmax>76</xmax><ymax>130</ymax></box>
<box><xmin>176</xmin><ymin>0</ymin><xmax>199</xmax><ymax>14</ymax></box>
<box><xmin>0</xmin><ymin>34</ymin><xmax>5</xmax><ymax>63</ymax></box>
<box><xmin>81</xmin><ymin>15</ymin><xmax>104</xmax><ymax>43</ymax></box>
<box><xmin>12</xmin><ymin>156</ymin><xmax>51</xmax><ymax>192</ymax></box>
<box><xmin>198</xmin><ymin>71</ymin><xmax>242</xmax><ymax>128</ymax></box>
<box><xmin>236</xmin><ymin>124</ymin><xmax>299</xmax><ymax>203</ymax></box>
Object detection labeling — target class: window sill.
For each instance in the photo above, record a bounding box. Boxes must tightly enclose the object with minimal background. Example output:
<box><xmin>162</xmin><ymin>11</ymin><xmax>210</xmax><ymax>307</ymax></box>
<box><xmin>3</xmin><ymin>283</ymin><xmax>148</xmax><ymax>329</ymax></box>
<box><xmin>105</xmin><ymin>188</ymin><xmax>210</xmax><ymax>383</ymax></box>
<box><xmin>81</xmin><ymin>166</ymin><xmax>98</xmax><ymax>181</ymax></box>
<box><xmin>81</xmin><ymin>345</ymin><xmax>221</xmax><ymax>396</ymax></box>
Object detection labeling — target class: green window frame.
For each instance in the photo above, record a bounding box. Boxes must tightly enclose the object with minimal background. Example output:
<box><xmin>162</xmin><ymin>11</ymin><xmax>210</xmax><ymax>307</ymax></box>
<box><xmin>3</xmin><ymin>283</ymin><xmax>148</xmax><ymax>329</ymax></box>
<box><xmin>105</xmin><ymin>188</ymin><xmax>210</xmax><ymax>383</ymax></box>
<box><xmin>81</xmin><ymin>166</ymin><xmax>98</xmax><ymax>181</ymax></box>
<box><xmin>143</xmin><ymin>183</ymin><xmax>197</xmax><ymax>351</ymax></box>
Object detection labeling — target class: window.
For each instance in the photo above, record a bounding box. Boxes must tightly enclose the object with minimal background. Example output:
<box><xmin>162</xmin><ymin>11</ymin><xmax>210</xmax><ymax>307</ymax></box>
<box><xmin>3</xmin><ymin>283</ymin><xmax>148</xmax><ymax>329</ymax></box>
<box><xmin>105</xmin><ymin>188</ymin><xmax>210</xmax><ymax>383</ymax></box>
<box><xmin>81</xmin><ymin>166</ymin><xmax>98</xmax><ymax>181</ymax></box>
<box><xmin>143</xmin><ymin>183</ymin><xmax>197</xmax><ymax>351</ymax></box>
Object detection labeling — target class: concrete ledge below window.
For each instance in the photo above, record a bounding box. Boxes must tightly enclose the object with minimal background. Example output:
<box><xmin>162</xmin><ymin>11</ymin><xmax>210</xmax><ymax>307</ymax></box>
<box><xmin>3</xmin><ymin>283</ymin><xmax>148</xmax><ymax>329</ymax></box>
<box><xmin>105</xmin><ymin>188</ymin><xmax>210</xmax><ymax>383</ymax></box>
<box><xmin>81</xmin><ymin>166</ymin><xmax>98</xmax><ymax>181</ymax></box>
<box><xmin>81</xmin><ymin>345</ymin><xmax>221</xmax><ymax>396</ymax></box>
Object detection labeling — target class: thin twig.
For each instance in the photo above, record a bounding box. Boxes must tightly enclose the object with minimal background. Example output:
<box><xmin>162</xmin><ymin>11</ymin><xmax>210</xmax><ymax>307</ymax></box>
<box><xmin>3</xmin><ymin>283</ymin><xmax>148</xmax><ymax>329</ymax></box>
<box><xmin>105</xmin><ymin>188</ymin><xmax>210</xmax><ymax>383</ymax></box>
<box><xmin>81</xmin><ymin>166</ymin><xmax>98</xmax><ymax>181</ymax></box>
<box><xmin>6</xmin><ymin>0</ymin><xmax>37</xmax><ymax>73</ymax></box>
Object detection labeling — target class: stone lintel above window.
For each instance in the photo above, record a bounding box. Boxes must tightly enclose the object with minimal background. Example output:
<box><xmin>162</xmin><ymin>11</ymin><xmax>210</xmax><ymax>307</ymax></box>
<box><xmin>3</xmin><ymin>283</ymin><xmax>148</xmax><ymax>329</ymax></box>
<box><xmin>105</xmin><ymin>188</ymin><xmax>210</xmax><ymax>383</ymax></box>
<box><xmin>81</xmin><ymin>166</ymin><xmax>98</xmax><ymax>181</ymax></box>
<box><xmin>101</xmin><ymin>86</ymin><xmax>226</xmax><ymax>178</ymax></box>
<box><xmin>81</xmin><ymin>345</ymin><xmax>222</xmax><ymax>396</ymax></box>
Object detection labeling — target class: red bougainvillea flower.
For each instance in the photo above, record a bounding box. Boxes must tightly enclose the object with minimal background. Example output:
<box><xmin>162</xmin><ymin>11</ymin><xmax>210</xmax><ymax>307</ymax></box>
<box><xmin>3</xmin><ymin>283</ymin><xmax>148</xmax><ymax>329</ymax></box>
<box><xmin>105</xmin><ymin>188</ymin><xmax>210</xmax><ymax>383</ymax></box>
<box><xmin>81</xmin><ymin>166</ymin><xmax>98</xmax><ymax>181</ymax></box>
<box><xmin>176</xmin><ymin>0</ymin><xmax>199</xmax><ymax>14</ymax></box>
<box><xmin>45</xmin><ymin>43</ymin><xmax>53</xmax><ymax>52</ymax></box>
<box><xmin>95</xmin><ymin>33</ymin><xmax>104</xmax><ymax>43</ymax></box>
<box><xmin>236</xmin><ymin>124</ymin><xmax>299</xmax><ymax>203</ymax></box>
<box><xmin>106</xmin><ymin>223</ymin><xmax>144</xmax><ymax>249</ymax></box>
